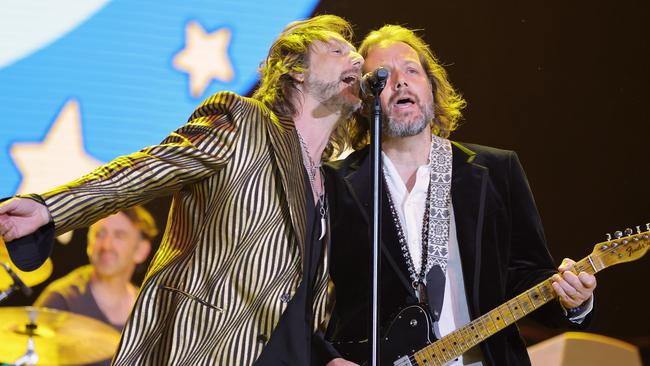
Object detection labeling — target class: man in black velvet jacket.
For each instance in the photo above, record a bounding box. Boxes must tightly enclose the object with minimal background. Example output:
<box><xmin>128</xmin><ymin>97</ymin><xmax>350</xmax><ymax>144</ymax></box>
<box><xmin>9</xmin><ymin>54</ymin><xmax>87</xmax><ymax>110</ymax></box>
<box><xmin>324</xmin><ymin>25</ymin><xmax>596</xmax><ymax>366</ymax></box>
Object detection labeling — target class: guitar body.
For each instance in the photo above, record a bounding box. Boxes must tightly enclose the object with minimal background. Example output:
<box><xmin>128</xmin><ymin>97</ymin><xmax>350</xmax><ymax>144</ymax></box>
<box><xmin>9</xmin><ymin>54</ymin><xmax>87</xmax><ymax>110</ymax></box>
<box><xmin>380</xmin><ymin>304</ymin><xmax>437</xmax><ymax>365</ymax></box>
<box><xmin>333</xmin><ymin>304</ymin><xmax>437</xmax><ymax>365</ymax></box>
<box><xmin>331</xmin><ymin>227</ymin><xmax>650</xmax><ymax>366</ymax></box>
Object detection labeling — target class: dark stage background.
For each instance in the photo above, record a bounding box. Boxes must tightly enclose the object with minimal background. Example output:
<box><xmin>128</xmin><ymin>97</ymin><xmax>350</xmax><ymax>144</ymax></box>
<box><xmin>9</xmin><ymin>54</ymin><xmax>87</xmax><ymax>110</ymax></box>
<box><xmin>314</xmin><ymin>0</ymin><xmax>650</xmax><ymax>361</ymax></box>
<box><xmin>2</xmin><ymin>0</ymin><xmax>648</xmax><ymax>363</ymax></box>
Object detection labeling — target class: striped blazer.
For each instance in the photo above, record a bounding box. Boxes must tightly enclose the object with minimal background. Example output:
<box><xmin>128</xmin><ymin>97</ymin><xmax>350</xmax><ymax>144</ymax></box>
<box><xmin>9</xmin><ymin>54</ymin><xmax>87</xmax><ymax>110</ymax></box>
<box><xmin>39</xmin><ymin>92</ymin><xmax>330</xmax><ymax>365</ymax></box>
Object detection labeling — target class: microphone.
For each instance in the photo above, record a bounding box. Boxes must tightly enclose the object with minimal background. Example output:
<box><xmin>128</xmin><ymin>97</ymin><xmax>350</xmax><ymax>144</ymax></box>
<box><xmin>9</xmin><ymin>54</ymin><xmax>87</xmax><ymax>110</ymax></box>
<box><xmin>2</xmin><ymin>262</ymin><xmax>32</xmax><ymax>297</ymax></box>
<box><xmin>360</xmin><ymin>67</ymin><xmax>390</xmax><ymax>98</ymax></box>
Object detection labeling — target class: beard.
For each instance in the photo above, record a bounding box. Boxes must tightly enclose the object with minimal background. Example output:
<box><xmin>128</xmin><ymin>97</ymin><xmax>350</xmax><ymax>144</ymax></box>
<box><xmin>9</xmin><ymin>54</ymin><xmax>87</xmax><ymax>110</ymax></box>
<box><xmin>304</xmin><ymin>71</ymin><xmax>361</xmax><ymax>117</ymax></box>
<box><xmin>382</xmin><ymin>92</ymin><xmax>434</xmax><ymax>137</ymax></box>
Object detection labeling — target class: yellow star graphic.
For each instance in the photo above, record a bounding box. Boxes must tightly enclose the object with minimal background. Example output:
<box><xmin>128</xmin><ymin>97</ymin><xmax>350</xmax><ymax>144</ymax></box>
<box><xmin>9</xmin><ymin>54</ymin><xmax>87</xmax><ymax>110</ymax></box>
<box><xmin>173</xmin><ymin>21</ymin><xmax>234</xmax><ymax>98</ymax></box>
<box><xmin>11</xmin><ymin>99</ymin><xmax>103</xmax><ymax>194</ymax></box>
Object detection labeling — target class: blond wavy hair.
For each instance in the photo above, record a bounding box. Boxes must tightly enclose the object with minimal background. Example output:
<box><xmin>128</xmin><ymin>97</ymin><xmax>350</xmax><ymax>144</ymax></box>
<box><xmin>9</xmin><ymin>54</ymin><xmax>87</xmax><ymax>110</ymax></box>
<box><xmin>252</xmin><ymin>15</ymin><xmax>354</xmax><ymax>159</ymax></box>
<box><xmin>348</xmin><ymin>25</ymin><xmax>467</xmax><ymax>150</ymax></box>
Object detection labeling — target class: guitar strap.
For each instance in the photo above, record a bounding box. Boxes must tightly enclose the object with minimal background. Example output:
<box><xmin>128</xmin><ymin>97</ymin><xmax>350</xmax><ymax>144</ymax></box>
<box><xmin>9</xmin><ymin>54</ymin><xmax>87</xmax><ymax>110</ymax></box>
<box><xmin>384</xmin><ymin>135</ymin><xmax>453</xmax><ymax>324</ymax></box>
<box><xmin>424</xmin><ymin>135</ymin><xmax>453</xmax><ymax>322</ymax></box>
<box><xmin>425</xmin><ymin>264</ymin><xmax>445</xmax><ymax>322</ymax></box>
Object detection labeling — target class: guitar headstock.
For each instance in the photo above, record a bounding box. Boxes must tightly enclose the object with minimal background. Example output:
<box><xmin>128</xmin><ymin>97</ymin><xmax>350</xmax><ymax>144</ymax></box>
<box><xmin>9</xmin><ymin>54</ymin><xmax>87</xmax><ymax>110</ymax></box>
<box><xmin>592</xmin><ymin>224</ymin><xmax>650</xmax><ymax>268</ymax></box>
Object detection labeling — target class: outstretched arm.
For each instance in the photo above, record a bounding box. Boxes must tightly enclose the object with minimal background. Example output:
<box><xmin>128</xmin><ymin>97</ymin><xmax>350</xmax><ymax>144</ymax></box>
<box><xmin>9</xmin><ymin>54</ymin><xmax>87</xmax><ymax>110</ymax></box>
<box><xmin>2</xmin><ymin>92</ymin><xmax>242</xmax><ymax>242</ymax></box>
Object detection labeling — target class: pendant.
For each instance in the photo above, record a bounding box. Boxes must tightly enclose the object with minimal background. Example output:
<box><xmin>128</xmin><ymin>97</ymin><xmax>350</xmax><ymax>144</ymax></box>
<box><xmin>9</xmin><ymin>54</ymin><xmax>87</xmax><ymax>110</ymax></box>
<box><xmin>318</xmin><ymin>201</ymin><xmax>327</xmax><ymax>240</ymax></box>
<box><xmin>319</xmin><ymin>216</ymin><xmax>326</xmax><ymax>240</ymax></box>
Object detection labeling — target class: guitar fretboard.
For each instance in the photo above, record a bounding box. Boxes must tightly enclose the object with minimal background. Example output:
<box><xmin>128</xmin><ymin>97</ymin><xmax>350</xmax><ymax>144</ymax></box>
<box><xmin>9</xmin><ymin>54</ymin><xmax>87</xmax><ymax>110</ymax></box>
<box><xmin>411</xmin><ymin>255</ymin><xmax>601</xmax><ymax>366</ymax></box>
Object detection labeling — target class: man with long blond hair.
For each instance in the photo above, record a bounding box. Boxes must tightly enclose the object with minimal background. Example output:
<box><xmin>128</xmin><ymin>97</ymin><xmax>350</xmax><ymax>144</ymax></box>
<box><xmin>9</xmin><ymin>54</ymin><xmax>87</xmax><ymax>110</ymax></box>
<box><xmin>324</xmin><ymin>25</ymin><xmax>595</xmax><ymax>365</ymax></box>
<box><xmin>0</xmin><ymin>15</ymin><xmax>363</xmax><ymax>365</ymax></box>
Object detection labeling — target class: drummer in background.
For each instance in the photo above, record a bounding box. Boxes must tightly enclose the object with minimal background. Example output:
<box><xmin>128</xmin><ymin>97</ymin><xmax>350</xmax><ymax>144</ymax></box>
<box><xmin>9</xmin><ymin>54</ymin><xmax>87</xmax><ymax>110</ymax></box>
<box><xmin>34</xmin><ymin>205</ymin><xmax>157</xmax><ymax>364</ymax></box>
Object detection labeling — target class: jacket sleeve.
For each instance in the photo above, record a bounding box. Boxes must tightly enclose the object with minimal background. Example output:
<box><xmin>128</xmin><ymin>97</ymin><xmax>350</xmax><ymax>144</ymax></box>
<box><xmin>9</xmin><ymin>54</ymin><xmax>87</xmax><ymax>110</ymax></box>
<box><xmin>504</xmin><ymin>152</ymin><xmax>593</xmax><ymax>328</ymax></box>
<box><xmin>40</xmin><ymin>91</ymin><xmax>242</xmax><ymax>236</ymax></box>
<box><xmin>311</xmin><ymin>330</ymin><xmax>343</xmax><ymax>365</ymax></box>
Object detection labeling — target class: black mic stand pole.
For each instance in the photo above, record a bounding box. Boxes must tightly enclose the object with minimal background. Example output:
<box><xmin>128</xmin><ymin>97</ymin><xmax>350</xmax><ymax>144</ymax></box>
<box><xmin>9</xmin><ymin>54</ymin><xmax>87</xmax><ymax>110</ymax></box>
<box><xmin>369</xmin><ymin>81</ymin><xmax>386</xmax><ymax>366</ymax></box>
<box><xmin>0</xmin><ymin>263</ymin><xmax>21</xmax><ymax>303</ymax></box>
<box><xmin>0</xmin><ymin>283</ymin><xmax>18</xmax><ymax>303</ymax></box>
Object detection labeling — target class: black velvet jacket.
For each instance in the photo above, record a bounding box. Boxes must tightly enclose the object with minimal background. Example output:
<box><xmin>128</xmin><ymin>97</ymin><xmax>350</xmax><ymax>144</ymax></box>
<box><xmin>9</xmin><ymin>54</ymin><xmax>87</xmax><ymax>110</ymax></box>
<box><xmin>323</xmin><ymin>142</ymin><xmax>593</xmax><ymax>366</ymax></box>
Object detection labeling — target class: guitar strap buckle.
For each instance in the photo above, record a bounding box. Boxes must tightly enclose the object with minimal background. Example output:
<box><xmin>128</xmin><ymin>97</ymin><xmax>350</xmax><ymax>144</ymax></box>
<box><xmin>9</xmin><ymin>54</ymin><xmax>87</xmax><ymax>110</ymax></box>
<box><xmin>412</xmin><ymin>280</ymin><xmax>428</xmax><ymax>304</ymax></box>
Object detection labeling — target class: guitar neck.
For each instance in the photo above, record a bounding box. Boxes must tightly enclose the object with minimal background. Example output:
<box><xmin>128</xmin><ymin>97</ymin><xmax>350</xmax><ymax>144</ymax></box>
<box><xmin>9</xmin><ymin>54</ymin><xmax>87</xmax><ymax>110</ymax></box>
<box><xmin>412</xmin><ymin>255</ymin><xmax>602</xmax><ymax>366</ymax></box>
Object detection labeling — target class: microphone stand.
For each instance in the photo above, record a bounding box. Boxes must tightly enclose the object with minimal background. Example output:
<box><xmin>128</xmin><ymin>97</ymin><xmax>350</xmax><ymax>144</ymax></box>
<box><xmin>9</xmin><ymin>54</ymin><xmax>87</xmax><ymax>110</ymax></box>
<box><xmin>0</xmin><ymin>263</ymin><xmax>39</xmax><ymax>365</ymax></box>
<box><xmin>0</xmin><ymin>262</ymin><xmax>32</xmax><ymax>303</ymax></box>
<box><xmin>0</xmin><ymin>263</ymin><xmax>19</xmax><ymax>304</ymax></box>
<box><xmin>0</xmin><ymin>283</ymin><xmax>18</xmax><ymax>303</ymax></box>
<box><xmin>369</xmin><ymin>78</ymin><xmax>387</xmax><ymax>366</ymax></box>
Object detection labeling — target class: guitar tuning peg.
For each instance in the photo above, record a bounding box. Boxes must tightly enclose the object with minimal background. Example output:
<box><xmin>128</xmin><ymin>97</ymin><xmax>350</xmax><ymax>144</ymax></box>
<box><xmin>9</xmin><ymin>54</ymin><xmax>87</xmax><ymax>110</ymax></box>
<box><xmin>646</xmin><ymin>223</ymin><xmax>650</xmax><ymax>231</ymax></box>
<box><xmin>614</xmin><ymin>230</ymin><xmax>623</xmax><ymax>239</ymax></box>
<box><xmin>605</xmin><ymin>233</ymin><xmax>612</xmax><ymax>241</ymax></box>
<box><xmin>624</xmin><ymin>228</ymin><xmax>633</xmax><ymax>236</ymax></box>
<box><xmin>637</xmin><ymin>226</ymin><xmax>642</xmax><ymax>234</ymax></box>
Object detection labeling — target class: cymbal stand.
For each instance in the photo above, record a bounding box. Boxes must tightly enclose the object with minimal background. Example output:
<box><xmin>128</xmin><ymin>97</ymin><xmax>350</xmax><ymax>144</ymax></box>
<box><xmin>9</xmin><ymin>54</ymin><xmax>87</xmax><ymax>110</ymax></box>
<box><xmin>13</xmin><ymin>309</ymin><xmax>39</xmax><ymax>366</ymax></box>
<box><xmin>13</xmin><ymin>337</ymin><xmax>38</xmax><ymax>366</ymax></box>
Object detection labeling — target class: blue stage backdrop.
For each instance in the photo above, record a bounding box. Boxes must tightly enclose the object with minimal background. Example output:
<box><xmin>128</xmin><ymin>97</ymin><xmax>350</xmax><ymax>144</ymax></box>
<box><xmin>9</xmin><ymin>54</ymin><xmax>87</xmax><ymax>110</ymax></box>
<box><xmin>0</xmin><ymin>0</ymin><xmax>319</xmax><ymax>197</ymax></box>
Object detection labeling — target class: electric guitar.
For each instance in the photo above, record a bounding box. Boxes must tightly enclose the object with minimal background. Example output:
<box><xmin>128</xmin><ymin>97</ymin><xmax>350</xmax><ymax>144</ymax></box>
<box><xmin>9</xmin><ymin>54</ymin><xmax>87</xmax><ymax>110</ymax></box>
<box><xmin>336</xmin><ymin>226</ymin><xmax>650</xmax><ymax>366</ymax></box>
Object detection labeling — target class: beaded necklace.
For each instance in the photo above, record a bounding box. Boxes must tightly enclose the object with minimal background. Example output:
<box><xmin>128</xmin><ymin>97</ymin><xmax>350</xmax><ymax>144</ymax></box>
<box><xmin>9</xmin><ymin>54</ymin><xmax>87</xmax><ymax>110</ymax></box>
<box><xmin>383</xmin><ymin>135</ymin><xmax>453</xmax><ymax>300</ymax></box>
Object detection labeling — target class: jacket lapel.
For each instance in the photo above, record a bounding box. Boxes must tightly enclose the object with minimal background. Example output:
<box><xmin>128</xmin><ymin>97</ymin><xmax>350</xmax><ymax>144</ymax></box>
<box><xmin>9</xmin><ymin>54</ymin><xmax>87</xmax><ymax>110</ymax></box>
<box><xmin>341</xmin><ymin>142</ymin><xmax>490</xmax><ymax>314</ymax></box>
<box><xmin>450</xmin><ymin>142</ymin><xmax>488</xmax><ymax>318</ymax></box>
<box><xmin>266</xmin><ymin>113</ymin><xmax>307</xmax><ymax>264</ymax></box>
<box><xmin>343</xmin><ymin>150</ymin><xmax>414</xmax><ymax>294</ymax></box>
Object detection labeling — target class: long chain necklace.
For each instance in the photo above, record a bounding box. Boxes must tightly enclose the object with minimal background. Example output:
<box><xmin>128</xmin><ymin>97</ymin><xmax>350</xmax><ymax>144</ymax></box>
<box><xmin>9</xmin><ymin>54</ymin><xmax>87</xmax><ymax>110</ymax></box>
<box><xmin>384</xmin><ymin>135</ymin><xmax>453</xmax><ymax>301</ymax></box>
<box><xmin>384</xmin><ymin>172</ymin><xmax>434</xmax><ymax>301</ymax></box>
<box><xmin>296</xmin><ymin>132</ymin><xmax>322</xmax><ymax>195</ymax></box>
<box><xmin>297</xmin><ymin>131</ymin><xmax>327</xmax><ymax>240</ymax></box>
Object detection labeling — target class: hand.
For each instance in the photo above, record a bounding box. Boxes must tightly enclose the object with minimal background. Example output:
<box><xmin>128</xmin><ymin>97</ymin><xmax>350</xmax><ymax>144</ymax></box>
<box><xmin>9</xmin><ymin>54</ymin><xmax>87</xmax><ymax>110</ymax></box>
<box><xmin>551</xmin><ymin>258</ymin><xmax>597</xmax><ymax>309</ymax></box>
<box><xmin>0</xmin><ymin>198</ymin><xmax>50</xmax><ymax>242</ymax></box>
<box><xmin>326</xmin><ymin>358</ymin><xmax>359</xmax><ymax>366</ymax></box>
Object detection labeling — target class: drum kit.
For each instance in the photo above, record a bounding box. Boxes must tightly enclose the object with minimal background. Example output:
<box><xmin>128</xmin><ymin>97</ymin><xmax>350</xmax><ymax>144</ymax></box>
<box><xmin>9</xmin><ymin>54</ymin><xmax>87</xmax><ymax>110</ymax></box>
<box><xmin>0</xmin><ymin>239</ymin><xmax>120</xmax><ymax>366</ymax></box>
<box><xmin>0</xmin><ymin>241</ymin><xmax>52</xmax><ymax>294</ymax></box>
<box><xmin>0</xmin><ymin>307</ymin><xmax>120</xmax><ymax>366</ymax></box>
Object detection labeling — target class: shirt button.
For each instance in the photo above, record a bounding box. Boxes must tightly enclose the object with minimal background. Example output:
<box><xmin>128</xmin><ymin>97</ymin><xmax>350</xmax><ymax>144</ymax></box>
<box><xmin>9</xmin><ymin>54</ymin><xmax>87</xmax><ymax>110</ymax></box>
<box><xmin>280</xmin><ymin>293</ymin><xmax>291</xmax><ymax>303</ymax></box>
<box><xmin>257</xmin><ymin>334</ymin><xmax>268</xmax><ymax>343</ymax></box>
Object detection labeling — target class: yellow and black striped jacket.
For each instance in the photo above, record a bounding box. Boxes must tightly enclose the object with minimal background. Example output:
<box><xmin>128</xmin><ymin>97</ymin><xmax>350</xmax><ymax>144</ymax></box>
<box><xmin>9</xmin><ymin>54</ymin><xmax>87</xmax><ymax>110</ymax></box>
<box><xmin>40</xmin><ymin>92</ymin><xmax>330</xmax><ymax>365</ymax></box>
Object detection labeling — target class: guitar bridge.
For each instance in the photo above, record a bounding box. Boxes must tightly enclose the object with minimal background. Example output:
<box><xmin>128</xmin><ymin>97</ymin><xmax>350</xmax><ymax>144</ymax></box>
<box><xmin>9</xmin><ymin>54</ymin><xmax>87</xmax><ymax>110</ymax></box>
<box><xmin>394</xmin><ymin>355</ymin><xmax>413</xmax><ymax>366</ymax></box>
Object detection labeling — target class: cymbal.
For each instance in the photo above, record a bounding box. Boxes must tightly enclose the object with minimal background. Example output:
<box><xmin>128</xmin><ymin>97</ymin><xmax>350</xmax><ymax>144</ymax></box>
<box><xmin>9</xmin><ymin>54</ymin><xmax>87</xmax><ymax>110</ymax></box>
<box><xmin>0</xmin><ymin>306</ymin><xmax>121</xmax><ymax>365</ymax></box>
<box><xmin>0</xmin><ymin>237</ymin><xmax>52</xmax><ymax>288</ymax></box>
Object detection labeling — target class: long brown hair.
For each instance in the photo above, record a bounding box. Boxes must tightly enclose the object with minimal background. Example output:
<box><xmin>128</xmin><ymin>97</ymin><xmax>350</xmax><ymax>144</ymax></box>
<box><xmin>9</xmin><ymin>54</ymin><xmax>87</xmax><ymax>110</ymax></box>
<box><xmin>252</xmin><ymin>15</ymin><xmax>353</xmax><ymax>119</ymax></box>
<box><xmin>251</xmin><ymin>15</ymin><xmax>354</xmax><ymax>159</ymax></box>
<box><xmin>349</xmin><ymin>25</ymin><xmax>466</xmax><ymax>150</ymax></box>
